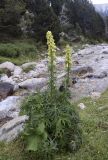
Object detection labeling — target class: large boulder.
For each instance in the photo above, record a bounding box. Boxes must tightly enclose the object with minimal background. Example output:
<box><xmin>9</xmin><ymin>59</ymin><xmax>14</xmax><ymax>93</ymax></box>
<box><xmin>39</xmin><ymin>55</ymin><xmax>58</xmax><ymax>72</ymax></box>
<box><xmin>0</xmin><ymin>62</ymin><xmax>15</xmax><ymax>72</ymax></box>
<box><xmin>0</xmin><ymin>96</ymin><xmax>21</xmax><ymax>119</ymax></box>
<box><xmin>0</xmin><ymin>82</ymin><xmax>14</xmax><ymax>100</ymax></box>
<box><xmin>19</xmin><ymin>78</ymin><xmax>47</xmax><ymax>90</ymax></box>
<box><xmin>0</xmin><ymin>115</ymin><xmax>28</xmax><ymax>142</ymax></box>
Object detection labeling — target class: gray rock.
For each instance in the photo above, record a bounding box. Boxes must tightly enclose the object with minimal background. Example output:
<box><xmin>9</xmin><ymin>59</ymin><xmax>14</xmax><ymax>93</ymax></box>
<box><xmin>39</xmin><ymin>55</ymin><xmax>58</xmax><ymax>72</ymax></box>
<box><xmin>91</xmin><ymin>92</ymin><xmax>101</xmax><ymax>100</ymax></box>
<box><xmin>22</xmin><ymin>62</ymin><xmax>36</xmax><ymax>69</ymax></box>
<box><xmin>0</xmin><ymin>75</ymin><xmax>8</xmax><ymax>82</ymax></box>
<box><xmin>97</xmin><ymin>71</ymin><xmax>107</xmax><ymax>79</ymax></box>
<box><xmin>72</xmin><ymin>66</ymin><xmax>93</xmax><ymax>76</ymax></box>
<box><xmin>13</xmin><ymin>66</ymin><xmax>22</xmax><ymax>76</ymax></box>
<box><xmin>0</xmin><ymin>96</ymin><xmax>21</xmax><ymax>119</ymax></box>
<box><xmin>0</xmin><ymin>83</ymin><xmax>14</xmax><ymax>100</ymax></box>
<box><xmin>0</xmin><ymin>62</ymin><xmax>15</xmax><ymax>72</ymax></box>
<box><xmin>103</xmin><ymin>50</ymin><xmax>108</xmax><ymax>54</ymax></box>
<box><xmin>0</xmin><ymin>115</ymin><xmax>29</xmax><ymax>142</ymax></box>
<box><xmin>19</xmin><ymin>78</ymin><xmax>47</xmax><ymax>90</ymax></box>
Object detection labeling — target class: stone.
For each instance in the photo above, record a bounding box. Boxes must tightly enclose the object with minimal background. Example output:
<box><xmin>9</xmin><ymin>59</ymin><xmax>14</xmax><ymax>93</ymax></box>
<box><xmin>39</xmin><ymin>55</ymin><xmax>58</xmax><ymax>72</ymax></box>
<box><xmin>91</xmin><ymin>92</ymin><xmax>101</xmax><ymax>100</ymax></box>
<box><xmin>0</xmin><ymin>83</ymin><xmax>14</xmax><ymax>100</ymax></box>
<box><xmin>0</xmin><ymin>75</ymin><xmax>8</xmax><ymax>82</ymax></box>
<box><xmin>0</xmin><ymin>96</ymin><xmax>21</xmax><ymax>119</ymax></box>
<box><xmin>78</xmin><ymin>103</ymin><xmax>86</xmax><ymax>110</ymax></box>
<box><xmin>0</xmin><ymin>62</ymin><xmax>15</xmax><ymax>72</ymax></box>
<box><xmin>0</xmin><ymin>115</ymin><xmax>29</xmax><ymax>142</ymax></box>
<box><xmin>72</xmin><ymin>66</ymin><xmax>93</xmax><ymax>76</ymax></box>
<box><xmin>98</xmin><ymin>72</ymin><xmax>107</xmax><ymax>79</ymax></box>
<box><xmin>13</xmin><ymin>66</ymin><xmax>22</xmax><ymax>76</ymax></box>
<box><xmin>1</xmin><ymin>75</ymin><xmax>15</xmax><ymax>84</ymax></box>
<box><xmin>0</xmin><ymin>68</ymin><xmax>11</xmax><ymax>77</ymax></box>
<box><xmin>103</xmin><ymin>50</ymin><xmax>108</xmax><ymax>54</ymax></box>
<box><xmin>22</xmin><ymin>62</ymin><xmax>36</xmax><ymax>69</ymax></box>
<box><xmin>19</xmin><ymin>78</ymin><xmax>47</xmax><ymax>90</ymax></box>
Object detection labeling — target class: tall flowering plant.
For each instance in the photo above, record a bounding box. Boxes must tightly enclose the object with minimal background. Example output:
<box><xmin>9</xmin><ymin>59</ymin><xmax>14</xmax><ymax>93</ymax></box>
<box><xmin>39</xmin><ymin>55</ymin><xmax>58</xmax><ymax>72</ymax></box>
<box><xmin>46</xmin><ymin>31</ymin><xmax>57</xmax><ymax>97</ymax></box>
<box><xmin>65</xmin><ymin>44</ymin><xmax>72</xmax><ymax>87</ymax></box>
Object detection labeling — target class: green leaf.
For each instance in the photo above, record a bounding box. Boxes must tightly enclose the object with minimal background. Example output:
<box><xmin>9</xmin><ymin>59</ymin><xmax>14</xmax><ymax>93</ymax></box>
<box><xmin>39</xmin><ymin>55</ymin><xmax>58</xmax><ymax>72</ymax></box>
<box><xmin>26</xmin><ymin>135</ymin><xmax>40</xmax><ymax>151</ymax></box>
<box><xmin>36</xmin><ymin>122</ymin><xmax>45</xmax><ymax>135</ymax></box>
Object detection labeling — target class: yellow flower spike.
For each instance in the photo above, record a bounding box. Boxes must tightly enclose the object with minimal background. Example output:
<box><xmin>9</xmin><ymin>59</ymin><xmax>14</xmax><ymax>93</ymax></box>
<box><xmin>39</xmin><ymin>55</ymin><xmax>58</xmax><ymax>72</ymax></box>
<box><xmin>65</xmin><ymin>44</ymin><xmax>72</xmax><ymax>87</ymax></box>
<box><xmin>46</xmin><ymin>31</ymin><xmax>57</xmax><ymax>97</ymax></box>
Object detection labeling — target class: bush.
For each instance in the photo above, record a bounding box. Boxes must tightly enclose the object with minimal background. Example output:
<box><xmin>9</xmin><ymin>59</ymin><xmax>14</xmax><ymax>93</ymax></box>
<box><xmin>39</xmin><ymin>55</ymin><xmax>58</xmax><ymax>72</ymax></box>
<box><xmin>0</xmin><ymin>43</ymin><xmax>38</xmax><ymax>58</ymax></box>
<box><xmin>21</xmin><ymin>90</ymin><xmax>82</xmax><ymax>159</ymax></box>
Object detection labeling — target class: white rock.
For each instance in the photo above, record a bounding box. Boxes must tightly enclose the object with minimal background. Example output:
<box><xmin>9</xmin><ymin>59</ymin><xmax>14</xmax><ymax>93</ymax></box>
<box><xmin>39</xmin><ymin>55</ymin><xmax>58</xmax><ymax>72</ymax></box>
<box><xmin>91</xmin><ymin>92</ymin><xmax>101</xmax><ymax>100</ymax></box>
<box><xmin>13</xmin><ymin>84</ymin><xmax>19</xmax><ymax>92</ymax></box>
<box><xmin>0</xmin><ymin>96</ymin><xmax>22</xmax><ymax>119</ymax></box>
<box><xmin>0</xmin><ymin>62</ymin><xmax>15</xmax><ymax>72</ymax></box>
<box><xmin>1</xmin><ymin>76</ymin><xmax>15</xmax><ymax>84</ymax></box>
<box><xmin>78</xmin><ymin>103</ymin><xmax>86</xmax><ymax>110</ymax></box>
<box><xmin>0</xmin><ymin>115</ymin><xmax>29</xmax><ymax>142</ymax></box>
<box><xmin>56</xmin><ymin>57</ymin><xmax>65</xmax><ymax>64</ymax></box>
<box><xmin>0</xmin><ymin>75</ymin><xmax>8</xmax><ymax>82</ymax></box>
<box><xmin>13</xmin><ymin>66</ymin><xmax>22</xmax><ymax>76</ymax></box>
<box><xmin>22</xmin><ymin>62</ymin><xmax>36</xmax><ymax>69</ymax></box>
<box><xmin>19</xmin><ymin>78</ymin><xmax>47</xmax><ymax>90</ymax></box>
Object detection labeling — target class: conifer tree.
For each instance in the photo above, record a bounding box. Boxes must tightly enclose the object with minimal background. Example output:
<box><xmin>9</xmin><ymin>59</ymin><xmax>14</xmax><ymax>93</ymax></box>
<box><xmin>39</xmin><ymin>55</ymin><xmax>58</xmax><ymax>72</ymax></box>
<box><xmin>65</xmin><ymin>0</ymin><xmax>105</xmax><ymax>38</ymax></box>
<box><xmin>0</xmin><ymin>0</ymin><xmax>25</xmax><ymax>38</ymax></box>
<box><xmin>27</xmin><ymin>0</ymin><xmax>61</xmax><ymax>42</ymax></box>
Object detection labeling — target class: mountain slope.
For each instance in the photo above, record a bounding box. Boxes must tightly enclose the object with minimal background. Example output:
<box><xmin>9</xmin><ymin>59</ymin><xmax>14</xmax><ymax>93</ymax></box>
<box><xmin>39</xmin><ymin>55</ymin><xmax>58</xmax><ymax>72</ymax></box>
<box><xmin>94</xmin><ymin>3</ymin><xmax>108</xmax><ymax>15</ymax></box>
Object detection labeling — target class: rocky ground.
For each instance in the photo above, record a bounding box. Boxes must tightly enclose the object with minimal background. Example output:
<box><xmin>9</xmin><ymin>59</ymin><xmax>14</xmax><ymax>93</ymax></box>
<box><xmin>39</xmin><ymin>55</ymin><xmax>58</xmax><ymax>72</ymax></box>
<box><xmin>0</xmin><ymin>43</ymin><xmax>108</xmax><ymax>142</ymax></box>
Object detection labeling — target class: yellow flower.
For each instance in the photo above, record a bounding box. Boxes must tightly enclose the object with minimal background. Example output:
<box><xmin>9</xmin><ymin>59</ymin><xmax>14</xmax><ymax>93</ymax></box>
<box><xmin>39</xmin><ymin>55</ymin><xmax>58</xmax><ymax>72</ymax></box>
<box><xmin>65</xmin><ymin>44</ymin><xmax>72</xmax><ymax>67</ymax></box>
<box><xmin>46</xmin><ymin>31</ymin><xmax>56</xmax><ymax>61</ymax></box>
<box><xmin>46</xmin><ymin>31</ymin><xmax>57</xmax><ymax>96</ymax></box>
<box><xmin>65</xmin><ymin>44</ymin><xmax>72</xmax><ymax>86</ymax></box>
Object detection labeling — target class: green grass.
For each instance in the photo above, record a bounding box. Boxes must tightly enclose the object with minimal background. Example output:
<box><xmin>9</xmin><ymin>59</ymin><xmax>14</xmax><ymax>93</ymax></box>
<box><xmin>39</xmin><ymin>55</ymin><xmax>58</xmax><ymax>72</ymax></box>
<box><xmin>56</xmin><ymin>90</ymin><xmax>108</xmax><ymax>160</ymax></box>
<box><xmin>0</xmin><ymin>90</ymin><xmax>108</xmax><ymax>160</ymax></box>
<box><xmin>0</xmin><ymin>40</ymin><xmax>47</xmax><ymax>65</ymax></box>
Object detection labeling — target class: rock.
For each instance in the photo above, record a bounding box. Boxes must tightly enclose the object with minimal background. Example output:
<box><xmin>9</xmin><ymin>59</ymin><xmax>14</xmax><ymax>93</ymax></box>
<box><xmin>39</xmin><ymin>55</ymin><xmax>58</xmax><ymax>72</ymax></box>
<box><xmin>13</xmin><ymin>66</ymin><xmax>22</xmax><ymax>76</ymax></box>
<box><xmin>72</xmin><ymin>77</ymin><xmax>78</xmax><ymax>84</ymax></box>
<box><xmin>1</xmin><ymin>75</ymin><xmax>15</xmax><ymax>84</ymax></box>
<box><xmin>0</xmin><ymin>83</ymin><xmax>14</xmax><ymax>100</ymax></box>
<box><xmin>72</xmin><ymin>66</ymin><xmax>93</xmax><ymax>76</ymax></box>
<box><xmin>56</xmin><ymin>57</ymin><xmax>65</xmax><ymax>65</ymax></box>
<box><xmin>0</xmin><ymin>115</ymin><xmax>29</xmax><ymax>142</ymax></box>
<box><xmin>0</xmin><ymin>68</ymin><xmax>11</xmax><ymax>77</ymax></box>
<box><xmin>0</xmin><ymin>76</ymin><xmax>18</xmax><ymax>92</ymax></box>
<box><xmin>22</xmin><ymin>62</ymin><xmax>36</xmax><ymax>69</ymax></box>
<box><xmin>0</xmin><ymin>96</ymin><xmax>21</xmax><ymax>119</ymax></box>
<box><xmin>0</xmin><ymin>62</ymin><xmax>15</xmax><ymax>72</ymax></box>
<box><xmin>27</xmin><ymin>69</ymin><xmax>47</xmax><ymax>78</ymax></box>
<box><xmin>91</xmin><ymin>92</ymin><xmax>101</xmax><ymax>100</ymax></box>
<box><xmin>97</xmin><ymin>71</ymin><xmax>107</xmax><ymax>79</ymax></box>
<box><xmin>19</xmin><ymin>78</ymin><xmax>47</xmax><ymax>90</ymax></box>
<box><xmin>0</xmin><ymin>75</ymin><xmax>8</xmax><ymax>82</ymax></box>
<box><xmin>103</xmin><ymin>50</ymin><xmax>108</xmax><ymax>54</ymax></box>
<box><xmin>78</xmin><ymin>103</ymin><xmax>86</xmax><ymax>110</ymax></box>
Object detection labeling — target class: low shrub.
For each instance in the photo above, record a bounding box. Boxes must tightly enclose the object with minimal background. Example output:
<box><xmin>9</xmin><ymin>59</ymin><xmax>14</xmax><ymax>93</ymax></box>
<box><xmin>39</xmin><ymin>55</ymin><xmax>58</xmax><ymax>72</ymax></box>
<box><xmin>21</xmin><ymin>90</ymin><xmax>82</xmax><ymax>159</ymax></box>
<box><xmin>0</xmin><ymin>43</ymin><xmax>38</xmax><ymax>58</ymax></box>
